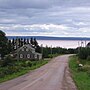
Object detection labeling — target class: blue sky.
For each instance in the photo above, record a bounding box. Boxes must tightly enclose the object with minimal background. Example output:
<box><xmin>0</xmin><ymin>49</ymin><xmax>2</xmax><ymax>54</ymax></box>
<box><xmin>0</xmin><ymin>0</ymin><xmax>90</xmax><ymax>37</ymax></box>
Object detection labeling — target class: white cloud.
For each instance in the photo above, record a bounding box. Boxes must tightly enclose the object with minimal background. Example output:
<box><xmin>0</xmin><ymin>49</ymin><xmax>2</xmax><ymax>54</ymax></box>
<box><xmin>0</xmin><ymin>0</ymin><xmax>90</xmax><ymax>37</ymax></box>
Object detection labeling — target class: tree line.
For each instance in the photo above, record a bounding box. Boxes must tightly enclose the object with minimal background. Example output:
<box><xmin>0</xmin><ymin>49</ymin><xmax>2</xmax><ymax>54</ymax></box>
<box><xmin>8</xmin><ymin>37</ymin><xmax>41</xmax><ymax>52</ymax></box>
<box><xmin>0</xmin><ymin>30</ymin><xmax>78</xmax><ymax>59</ymax></box>
<box><xmin>0</xmin><ymin>30</ymin><xmax>41</xmax><ymax>58</ymax></box>
<box><xmin>78</xmin><ymin>47</ymin><xmax>90</xmax><ymax>60</ymax></box>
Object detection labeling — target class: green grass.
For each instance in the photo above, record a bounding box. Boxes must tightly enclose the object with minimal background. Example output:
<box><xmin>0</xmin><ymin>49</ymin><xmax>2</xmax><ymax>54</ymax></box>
<box><xmin>0</xmin><ymin>59</ymin><xmax>49</xmax><ymax>83</ymax></box>
<box><xmin>69</xmin><ymin>56</ymin><xmax>90</xmax><ymax>90</ymax></box>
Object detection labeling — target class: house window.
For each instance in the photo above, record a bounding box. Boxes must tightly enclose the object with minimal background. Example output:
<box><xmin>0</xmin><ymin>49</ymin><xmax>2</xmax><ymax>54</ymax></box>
<box><xmin>35</xmin><ymin>54</ymin><xmax>37</xmax><ymax>59</ymax></box>
<box><xmin>27</xmin><ymin>54</ymin><xmax>30</xmax><ymax>58</ymax></box>
<box><xmin>20</xmin><ymin>54</ymin><xmax>23</xmax><ymax>58</ymax></box>
<box><xmin>22</xmin><ymin>48</ymin><xmax>24</xmax><ymax>51</ymax></box>
<box><xmin>26</xmin><ymin>48</ymin><xmax>29</xmax><ymax>51</ymax></box>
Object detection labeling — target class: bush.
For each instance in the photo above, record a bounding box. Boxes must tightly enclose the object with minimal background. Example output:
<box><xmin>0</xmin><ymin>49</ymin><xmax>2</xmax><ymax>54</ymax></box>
<box><xmin>2</xmin><ymin>55</ymin><xmax>14</xmax><ymax>67</ymax></box>
<box><xmin>78</xmin><ymin>47</ymin><xmax>90</xmax><ymax>59</ymax></box>
<box><xmin>48</xmin><ymin>54</ymin><xmax>53</xmax><ymax>58</ymax></box>
<box><xmin>0</xmin><ymin>60</ymin><xmax>3</xmax><ymax>67</ymax></box>
<box><xmin>0</xmin><ymin>71</ymin><xmax>5</xmax><ymax>78</ymax></box>
<box><xmin>87</xmin><ymin>56</ymin><xmax>90</xmax><ymax>61</ymax></box>
<box><xmin>78</xmin><ymin>65</ymin><xmax>90</xmax><ymax>72</ymax></box>
<box><xmin>25</xmin><ymin>61</ymin><xmax>32</xmax><ymax>67</ymax></box>
<box><xmin>87</xmin><ymin>70</ymin><xmax>90</xmax><ymax>77</ymax></box>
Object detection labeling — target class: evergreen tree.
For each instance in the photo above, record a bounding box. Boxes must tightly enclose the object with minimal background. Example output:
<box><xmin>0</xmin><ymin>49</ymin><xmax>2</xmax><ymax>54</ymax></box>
<box><xmin>7</xmin><ymin>40</ymin><xmax>13</xmax><ymax>53</ymax></box>
<box><xmin>12</xmin><ymin>38</ymin><xmax>15</xmax><ymax>50</ymax></box>
<box><xmin>35</xmin><ymin>46</ymin><xmax>41</xmax><ymax>53</ymax></box>
<box><xmin>18</xmin><ymin>38</ymin><xmax>21</xmax><ymax>47</ymax></box>
<box><xmin>24</xmin><ymin>38</ymin><xmax>26</xmax><ymax>45</ymax></box>
<box><xmin>21</xmin><ymin>38</ymin><xmax>24</xmax><ymax>46</ymax></box>
<box><xmin>30</xmin><ymin>37</ymin><xmax>34</xmax><ymax>45</ymax></box>
<box><xmin>33</xmin><ymin>38</ymin><xmax>38</xmax><ymax>47</ymax></box>
<box><xmin>27</xmin><ymin>38</ymin><xmax>29</xmax><ymax>44</ymax></box>
<box><xmin>0</xmin><ymin>30</ymin><xmax>8</xmax><ymax>58</ymax></box>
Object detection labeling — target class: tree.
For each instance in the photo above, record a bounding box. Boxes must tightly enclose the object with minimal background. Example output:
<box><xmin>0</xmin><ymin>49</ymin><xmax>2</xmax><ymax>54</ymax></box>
<box><xmin>24</xmin><ymin>38</ymin><xmax>26</xmax><ymax>45</ymax></box>
<box><xmin>12</xmin><ymin>38</ymin><xmax>15</xmax><ymax>50</ymax></box>
<box><xmin>27</xmin><ymin>38</ymin><xmax>29</xmax><ymax>44</ymax></box>
<box><xmin>0</xmin><ymin>30</ymin><xmax>8</xmax><ymax>58</ymax></box>
<box><xmin>33</xmin><ymin>38</ymin><xmax>38</xmax><ymax>47</ymax></box>
<box><xmin>7</xmin><ymin>40</ymin><xmax>13</xmax><ymax>53</ymax></box>
<box><xmin>30</xmin><ymin>37</ymin><xmax>34</xmax><ymax>45</ymax></box>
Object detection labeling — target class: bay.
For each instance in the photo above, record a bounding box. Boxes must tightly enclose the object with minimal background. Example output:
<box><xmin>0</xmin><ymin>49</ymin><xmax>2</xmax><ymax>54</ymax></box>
<box><xmin>37</xmin><ymin>40</ymin><xmax>90</xmax><ymax>49</ymax></box>
<box><xmin>7</xmin><ymin>36</ymin><xmax>90</xmax><ymax>49</ymax></box>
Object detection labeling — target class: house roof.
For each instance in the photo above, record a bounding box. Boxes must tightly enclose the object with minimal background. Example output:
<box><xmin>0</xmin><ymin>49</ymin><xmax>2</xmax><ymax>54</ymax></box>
<box><xmin>14</xmin><ymin>44</ymin><xmax>42</xmax><ymax>56</ymax></box>
<box><xmin>16</xmin><ymin>44</ymin><xmax>35</xmax><ymax>52</ymax></box>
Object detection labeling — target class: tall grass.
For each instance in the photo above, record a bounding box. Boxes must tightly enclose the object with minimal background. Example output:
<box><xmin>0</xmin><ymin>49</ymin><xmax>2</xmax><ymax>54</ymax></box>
<box><xmin>69</xmin><ymin>56</ymin><xmax>90</xmax><ymax>90</ymax></box>
<box><xmin>0</xmin><ymin>60</ymin><xmax>49</xmax><ymax>83</ymax></box>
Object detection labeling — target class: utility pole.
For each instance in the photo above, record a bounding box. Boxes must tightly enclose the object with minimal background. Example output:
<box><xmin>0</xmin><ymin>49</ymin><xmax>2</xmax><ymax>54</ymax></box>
<box><xmin>78</xmin><ymin>41</ymin><xmax>80</xmax><ymax>53</ymax></box>
<box><xmin>51</xmin><ymin>45</ymin><xmax>52</xmax><ymax>57</ymax></box>
<box><xmin>41</xmin><ymin>44</ymin><xmax>43</xmax><ymax>58</ymax></box>
<box><xmin>81</xmin><ymin>40</ymin><xmax>84</xmax><ymax>47</ymax></box>
<box><xmin>0</xmin><ymin>46</ymin><xmax>2</xmax><ymax>60</ymax></box>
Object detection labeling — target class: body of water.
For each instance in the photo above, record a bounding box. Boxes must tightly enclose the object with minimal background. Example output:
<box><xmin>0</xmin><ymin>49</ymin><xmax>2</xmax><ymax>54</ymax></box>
<box><xmin>38</xmin><ymin>40</ymin><xmax>90</xmax><ymax>49</ymax></box>
<box><xmin>7</xmin><ymin>36</ymin><xmax>90</xmax><ymax>49</ymax></box>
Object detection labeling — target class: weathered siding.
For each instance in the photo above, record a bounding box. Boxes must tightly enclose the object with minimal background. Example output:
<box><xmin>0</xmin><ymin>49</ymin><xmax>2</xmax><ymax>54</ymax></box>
<box><xmin>16</xmin><ymin>45</ymin><xmax>42</xmax><ymax>60</ymax></box>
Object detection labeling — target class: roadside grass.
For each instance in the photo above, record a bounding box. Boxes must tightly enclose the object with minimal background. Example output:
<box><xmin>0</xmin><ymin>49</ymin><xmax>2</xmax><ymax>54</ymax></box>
<box><xmin>0</xmin><ymin>59</ymin><xmax>49</xmax><ymax>83</ymax></box>
<box><xmin>69</xmin><ymin>56</ymin><xmax>90</xmax><ymax>90</ymax></box>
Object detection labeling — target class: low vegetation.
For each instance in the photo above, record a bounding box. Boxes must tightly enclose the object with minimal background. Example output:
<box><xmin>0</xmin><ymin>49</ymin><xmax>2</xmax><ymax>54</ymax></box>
<box><xmin>0</xmin><ymin>57</ymin><xmax>50</xmax><ymax>83</ymax></box>
<box><xmin>69</xmin><ymin>55</ymin><xmax>90</xmax><ymax>90</ymax></box>
<box><xmin>78</xmin><ymin>47</ymin><xmax>90</xmax><ymax>60</ymax></box>
<box><xmin>43</xmin><ymin>47</ymin><xmax>77</xmax><ymax>58</ymax></box>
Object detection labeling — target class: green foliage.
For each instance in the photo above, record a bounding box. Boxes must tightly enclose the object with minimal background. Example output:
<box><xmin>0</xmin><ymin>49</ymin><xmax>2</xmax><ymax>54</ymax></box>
<box><xmin>0</xmin><ymin>71</ymin><xmax>5</xmax><ymax>78</ymax></box>
<box><xmin>87</xmin><ymin>56</ymin><xmax>90</xmax><ymax>61</ymax></box>
<box><xmin>7</xmin><ymin>40</ymin><xmax>13</xmax><ymax>53</ymax></box>
<box><xmin>0</xmin><ymin>59</ymin><xmax>49</xmax><ymax>83</ymax></box>
<box><xmin>87</xmin><ymin>70</ymin><xmax>90</xmax><ymax>77</ymax></box>
<box><xmin>48</xmin><ymin>54</ymin><xmax>59</xmax><ymax>58</ymax></box>
<box><xmin>25</xmin><ymin>61</ymin><xmax>32</xmax><ymax>67</ymax></box>
<box><xmin>0</xmin><ymin>30</ymin><xmax>8</xmax><ymax>57</ymax></box>
<box><xmin>67</xmin><ymin>48</ymin><xmax>76</xmax><ymax>54</ymax></box>
<box><xmin>69</xmin><ymin>56</ymin><xmax>90</xmax><ymax>90</ymax></box>
<box><xmin>43</xmin><ymin>47</ymin><xmax>76</xmax><ymax>58</ymax></box>
<box><xmin>78</xmin><ymin>47</ymin><xmax>90</xmax><ymax>59</ymax></box>
<box><xmin>2</xmin><ymin>55</ymin><xmax>14</xmax><ymax>67</ymax></box>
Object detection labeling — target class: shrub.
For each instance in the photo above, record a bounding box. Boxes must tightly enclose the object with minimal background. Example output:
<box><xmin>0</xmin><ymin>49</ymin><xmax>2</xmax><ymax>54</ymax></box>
<box><xmin>87</xmin><ymin>70</ymin><xmax>90</xmax><ymax>77</ymax></box>
<box><xmin>87</xmin><ymin>56</ymin><xmax>90</xmax><ymax>61</ymax></box>
<box><xmin>48</xmin><ymin>54</ymin><xmax>53</xmax><ymax>58</ymax></box>
<box><xmin>82</xmin><ymin>65</ymin><xmax>90</xmax><ymax>72</ymax></box>
<box><xmin>77</xmin><ymin>64</ymin><xmax>90</xmax><ymax>72</ymax></box>
<box><xmin>25</xmin><ymin>61</ymin><xmax>32</xmax><ymax>67</ymax></box>
<box><xmin>0</xmin><ymin>71</ymin><xmax>5</xmax><ymax>78</ymax></box>
<box><xmin>78</xmin><ymin>48</ymin><xmax>87</xmax><ymax>59</ymax></box>
<box><xmin>2</xmin><ymin>55</ymin><xmax>14</xmax><ymax>67</ymax></box>
<box><xmin>0</xmin><ymin>60</ymin><xmax>3</xmax><ymax>67</ymax></box>
<box><xmin>78</xmin><ymin>47</ymin><xmax>90</xmax><ymax>60</ymax></box>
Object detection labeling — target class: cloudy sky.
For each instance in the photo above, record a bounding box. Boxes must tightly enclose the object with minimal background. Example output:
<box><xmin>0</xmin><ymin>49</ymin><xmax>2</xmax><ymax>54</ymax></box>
<box><xmin>0</xmin><ymin>0</ymin><xmax>90</xmax><ymax>37</ymax></box>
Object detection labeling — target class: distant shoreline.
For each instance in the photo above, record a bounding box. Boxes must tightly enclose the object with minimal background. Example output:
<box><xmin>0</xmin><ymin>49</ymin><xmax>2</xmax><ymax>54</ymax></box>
<box><xmin>7</xmin><ymin>36</ymin><xmax>90</xmax><ymax>41</ymax></box>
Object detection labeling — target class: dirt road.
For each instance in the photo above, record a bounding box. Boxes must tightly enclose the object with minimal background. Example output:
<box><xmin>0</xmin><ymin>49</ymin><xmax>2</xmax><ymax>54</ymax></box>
<box><xmin>0</xmin><ymin>55</ymin><xmax>77</xmax><ymax>90</ymax></box>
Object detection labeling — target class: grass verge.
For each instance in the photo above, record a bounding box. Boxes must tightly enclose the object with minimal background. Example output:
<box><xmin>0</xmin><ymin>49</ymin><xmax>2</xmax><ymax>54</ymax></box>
<box><xmin>69</xmin><ymin>56</ymin><xmax>90</xmax><ymax>90</ymax></box>
<box><xmin>0</xmin><ymin>59</ymin><xmax>49</xmax><ymax>83</ymax></box>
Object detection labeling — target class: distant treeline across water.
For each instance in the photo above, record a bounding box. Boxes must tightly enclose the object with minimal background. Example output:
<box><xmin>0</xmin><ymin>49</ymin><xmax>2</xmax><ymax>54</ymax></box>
<box><xmin>7</xmin><ymin>36</ymin><xmax>90</xmax><ymax>48</ymax></box>
<box><xmin>7</xmin><ymin>36</ymin><xmax>90</xmax><ymax>41</ymax></box>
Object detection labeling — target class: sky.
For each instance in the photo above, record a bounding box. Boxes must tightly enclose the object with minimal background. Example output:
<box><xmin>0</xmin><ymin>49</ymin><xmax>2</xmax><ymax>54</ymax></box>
<box><xmin>0</xmin><ymin>0</ymin><xmax>90</xmax><ymax>37</ymax></box>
